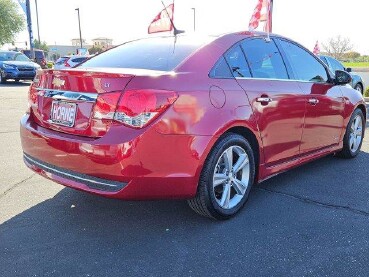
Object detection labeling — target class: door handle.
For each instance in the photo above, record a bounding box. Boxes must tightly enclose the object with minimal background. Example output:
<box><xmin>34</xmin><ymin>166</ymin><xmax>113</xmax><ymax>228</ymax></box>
<box><xmin>256</xmin><ymin>97</ymin><xmax>273</xmax><ymax>103</ymax></box>
<box><xmin>308</xmin><ymin>98</ymin><xmax>319</xmax><ymax>105</ymax></box>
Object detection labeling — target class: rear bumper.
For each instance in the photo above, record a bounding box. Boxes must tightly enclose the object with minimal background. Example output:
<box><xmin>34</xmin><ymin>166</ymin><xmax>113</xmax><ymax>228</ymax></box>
<box><xmin>20</xmin><ymin>113</ymin><xmax>212</xmax><ymax>200</ymax></box>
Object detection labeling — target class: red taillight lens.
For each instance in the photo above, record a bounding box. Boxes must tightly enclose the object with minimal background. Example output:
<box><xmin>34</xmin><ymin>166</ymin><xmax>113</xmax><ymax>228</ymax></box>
<box><xmin>64</xmin><ymin>58</ymin><xmax>71</xmax><ymax>67</ymax></box>
<box><xmin>114</xmin><ymin>90</ymin><xmax>177</xmax><ymax>128</ymax></box>
<box><xmin>92</xmin><ymin>92</ymin><xmax>122</xmax><ymax>121</ymax></box>
<box><xmin>92</xmin><ymin>90</ymin><xmax>177</xmax><ymax>129</ymax></box>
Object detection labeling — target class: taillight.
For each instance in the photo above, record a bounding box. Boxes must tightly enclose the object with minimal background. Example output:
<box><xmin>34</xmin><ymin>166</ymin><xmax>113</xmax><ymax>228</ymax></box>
<box><xmin>27</xmin><ymin>85</ymin><xmax>38</xmax><ymax>114</ymax></box>
<box><xmin>64</xmin><ymin>58</ymin><xmax>71</xmax><ymax>67</ymax></box>
<box><xmin>92</xmin><ymin>90</ymin><xmax>177</xmax><ymax>129</ymax></box>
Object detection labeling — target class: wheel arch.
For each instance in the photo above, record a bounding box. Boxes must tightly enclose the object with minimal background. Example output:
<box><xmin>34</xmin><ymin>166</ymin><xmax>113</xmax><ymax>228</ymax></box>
<box><xmin>194</xmin><ymin>124</ymin><xmax>263</xmax><ymax>189</ymax></box>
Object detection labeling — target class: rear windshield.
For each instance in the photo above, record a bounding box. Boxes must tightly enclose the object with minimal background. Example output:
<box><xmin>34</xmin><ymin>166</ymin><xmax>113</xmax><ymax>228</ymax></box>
<box><xmin>80</xmin><ymin>36</ymin><xmax>214</xmax><ymax>71</ymax></box>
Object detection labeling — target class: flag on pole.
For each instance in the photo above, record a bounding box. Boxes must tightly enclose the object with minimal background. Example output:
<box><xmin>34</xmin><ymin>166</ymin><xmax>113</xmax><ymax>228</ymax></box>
<box><xmin>17</xmin><ymin>0</ymin><xmax>35</xmax><ymax>58</ymax></box>
<box><xmin>249</xmin><ymin>0</ymin><xmax>273</xmax><ymax>33</ymax></box>
<box><xmin>17</xmin><ymin>0</ymin><xmax>27</xmax><ymax>14</ymax></box>
<box><xmin>313</xmin><ymin>41</ymin><xmax>320</xmax><ymax>55</ymax></box>
<box><xmin>148</xmin><ymin>4</ymin><xmax>174</xmax><ymax>34</ymax></box>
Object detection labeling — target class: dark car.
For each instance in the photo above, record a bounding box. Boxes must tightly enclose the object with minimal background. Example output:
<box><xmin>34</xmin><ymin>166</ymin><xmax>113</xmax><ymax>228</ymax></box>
<box><xmin>22</xmin><ymin>49</ymin><xmax>47</xmax><ymax>69</ymax></box>
<box><xmin>0</xmin><ymin>51</ymin><xmax>40</xmax><ymax>83</ymax></box>
<box><xmin>320</xmin><ymin>55</ymin><xmax>365</xmax><ymax>94</ymax></box>
<box><xmin>20</xmin><ymin>32</ymin><xmax>366</xmax><ymax>219</ymax></box>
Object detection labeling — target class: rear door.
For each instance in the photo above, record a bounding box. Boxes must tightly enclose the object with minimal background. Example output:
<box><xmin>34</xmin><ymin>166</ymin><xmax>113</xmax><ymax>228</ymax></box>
<box><xmin>277</xmin><ymin>39</ymin><xmax>345</xmax><ymax>154</ymax></box>
<box><xmin>231</xmin><ymin>38</ymin><xmax>306</xmax><ymax>166</ymax></box>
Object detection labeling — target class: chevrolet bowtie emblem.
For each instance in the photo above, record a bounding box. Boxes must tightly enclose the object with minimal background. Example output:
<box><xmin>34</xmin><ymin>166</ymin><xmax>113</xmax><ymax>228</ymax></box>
<box><xmin>52</xmin><ymin>78</ymin><xmax>65</xmax><ymax>87</ymax></box>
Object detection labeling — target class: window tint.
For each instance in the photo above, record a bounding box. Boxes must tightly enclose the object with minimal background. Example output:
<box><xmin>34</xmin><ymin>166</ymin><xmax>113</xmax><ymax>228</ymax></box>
<box><xmin>72</xmin><ymin>57</ymin><xmax>88</xmax><ymax>63</ymax></box>
<box><xmin>209</xmin><ymin>56</ymin><xmax>233</xmax><ymax>78</ymax></box>
<box><xmin>327</xmin><ymin>57</ymin><xmax>344</xmax><ymax>72</ymax></box>
<box><xmin>80</xmin><ymin>36</ymin><xmax>214</xmax><ymax>71</ymax></box>
<box><xmin>224</xmin><ymin>45</ymin><xmax>251</xmax><ymax>78</ymax></box>
<box><xmin>241</xmin><ymin>38</ymin><xmax>288</xmax><ymax>79</ymax></box>
<box><xmin>279</xmin><ymin>39</ymin><xmax>328</xmax><ymax>83</ymax></box>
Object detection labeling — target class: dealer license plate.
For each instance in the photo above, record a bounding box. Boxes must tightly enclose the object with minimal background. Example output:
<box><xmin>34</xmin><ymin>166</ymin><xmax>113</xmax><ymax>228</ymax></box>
<box><xmin>50</xmin><ymin>101</ymin><xmax>77</xmax><ymax>127</ymax></box>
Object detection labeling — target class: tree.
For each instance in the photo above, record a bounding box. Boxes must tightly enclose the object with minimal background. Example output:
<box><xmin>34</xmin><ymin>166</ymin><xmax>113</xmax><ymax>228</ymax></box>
<box><xmin>88</xmin><ymin>46</ymin><xmax>103</xmax><ymax>55</ymax></box>
<box><xmin>0</xmin><ymin>0</ymin><xmax>25</xmax><ymax>46</ymax></box>
<box><xmin>322</xmin><ymin>36</ymin><xmax>353</xmax><ymax>60</ymax></box>
<box><xmin>342</xmin><ymin>51</ymin><xmax>361</xmax><ymax>61</ymax></box>
<box><xmin>34</xmin><ymin>39</ymin><xmax>49</xmax><ymax>53</ymax></box>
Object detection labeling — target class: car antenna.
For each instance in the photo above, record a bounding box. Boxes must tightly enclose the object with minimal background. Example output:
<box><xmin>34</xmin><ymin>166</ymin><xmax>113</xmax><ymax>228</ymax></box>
<box><xmin>160</xmin><ymin>0</ymin><xmax>185</xmax><ymax>36</ymax></box>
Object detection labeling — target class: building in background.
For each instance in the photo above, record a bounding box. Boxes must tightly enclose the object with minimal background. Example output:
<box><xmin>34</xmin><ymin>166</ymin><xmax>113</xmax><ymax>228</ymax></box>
<box><xmin>71</xmin><ymin>38</ymin><xmax>87</xmax><ymax>47</ymax></box>
<box><xmin>92</xmin><ymin>37</ymin><xmax>113</xmax><ymax>50</ymax></box>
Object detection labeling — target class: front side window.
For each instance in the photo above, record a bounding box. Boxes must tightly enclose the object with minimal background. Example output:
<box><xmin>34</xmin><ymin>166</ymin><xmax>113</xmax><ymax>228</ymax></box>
<box><xmin>278</xmin><ymin>39</ymin><xmax>328</xmax><ymax>83</ymax></box>
<box><xmin>241</xmin><ymin>38</ymin><xmax>288</xmax><ymax>80</ymax></box>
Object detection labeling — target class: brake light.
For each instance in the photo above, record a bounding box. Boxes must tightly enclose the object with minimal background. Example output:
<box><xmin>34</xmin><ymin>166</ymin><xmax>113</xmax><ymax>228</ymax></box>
<box><xmin>92</xmin><ymin>90</ymin><xmax>177</xmax><ymax>129</ymax></box>
<box><xmin>64</xmin><ymin>58</ymin><xmax>71</xmax><ymax>67</ymax></box>
<box><xmin>114</xmin><ymin>90</ymin><xmax>177</xmax><ymax>128</ymax></box>
<box><xmin>92</xmin><ymin>92</ymin><xmax>121</xmax><ymax>121</ymax></box>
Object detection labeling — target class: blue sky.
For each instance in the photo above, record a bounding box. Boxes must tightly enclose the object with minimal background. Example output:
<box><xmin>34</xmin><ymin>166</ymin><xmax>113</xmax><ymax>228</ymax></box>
<box><xmin>6</xmin><ymin>0</ymin><xmax>369</xmax><ymax>54</ymax></box>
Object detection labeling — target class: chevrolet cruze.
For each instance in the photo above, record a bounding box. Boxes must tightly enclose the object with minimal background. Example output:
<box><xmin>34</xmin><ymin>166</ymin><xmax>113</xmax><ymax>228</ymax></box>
<box><xmin>20</xmin><ymin>32</ymin><xmax>366</xmax><ymax>219</ymax></box>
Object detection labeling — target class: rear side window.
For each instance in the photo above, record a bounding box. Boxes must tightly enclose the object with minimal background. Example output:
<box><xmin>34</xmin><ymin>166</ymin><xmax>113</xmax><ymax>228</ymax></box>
<box><xmin>241</xmin><ymin>38</ymin><xmax>288</xmax><ymax>80</ymax></box>
<box><xmin>278</xmin><ymin>39</ymin><xmax>328</xmax><ymax>83</ymax></box>
<box><xmin>224</xmin><ymin>45</ymin><xmax>251</xmax><ymax>78</ymax></box>
<box><xmin>80</xmin><ymin>36</ymin><xmax>213</xmax><ymax>71</ymax></box>
<box><xmin>209</xmin><ymin>56</ymin><xmax>233</xmax><ymax>78</ymax></box>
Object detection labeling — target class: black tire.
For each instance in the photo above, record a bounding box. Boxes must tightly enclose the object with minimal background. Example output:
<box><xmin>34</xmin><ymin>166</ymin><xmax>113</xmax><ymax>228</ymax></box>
<box><xmin>354</xmin><ymin>84</ymin><xmax>363</xmax><ymax>95</ymax></box>
<box><xmin>337</xmin><ymin>108</ymin><xmax>365</xmax><ymax>159</ymax></box>
<box><xmin>14</xmin><ymin>79</ymin><xmax>20</xmax><ymax>83</ymax></box>
<box><xmin>0</xmin><ymin>71</ymin><xmax>6</xmax><ymax>84</ymax></box>
<box><xmin>187</xmin><ymin>133</ymin><xmax>256</xmax><ymax>220</ymax></box>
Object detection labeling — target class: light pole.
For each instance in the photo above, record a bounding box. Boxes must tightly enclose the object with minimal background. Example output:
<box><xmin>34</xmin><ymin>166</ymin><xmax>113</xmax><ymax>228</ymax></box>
<box><xmin>75</xmin><ymin>8</ymin><xmax>83</xmax><ymax>48</ymax></box>
<box><xmin>35</xmin><ymin>0</ymin><xmax>41</xmax><ymax>43</ymax></box>
<box><xmin>191</xmin><ymin>8</ymin><xmax>196</xmax><ymax>32</ymax></box>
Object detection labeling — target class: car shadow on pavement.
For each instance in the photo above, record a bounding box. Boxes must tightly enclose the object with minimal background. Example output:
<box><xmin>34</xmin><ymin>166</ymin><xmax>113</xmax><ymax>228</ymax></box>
<box><xmin>1</xmin><ymin>130</ymin><xmax>369</xmax><ymax>276</ymax></box>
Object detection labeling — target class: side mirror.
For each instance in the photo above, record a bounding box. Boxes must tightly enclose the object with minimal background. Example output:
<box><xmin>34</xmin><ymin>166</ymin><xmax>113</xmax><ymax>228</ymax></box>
<box><xmin>335</xmin><ymin>70</ymin><xmax>352</xmax><ymax>85</ymax></box>
<box><xmin>346</xmin><ymin>67</ymin><xmax>352</xmax><ymax>73</ymax></box>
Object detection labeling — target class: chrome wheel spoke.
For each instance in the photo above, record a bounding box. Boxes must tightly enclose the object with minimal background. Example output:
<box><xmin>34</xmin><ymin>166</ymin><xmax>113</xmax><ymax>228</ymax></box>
<box><xmin>213</xmin><ymin>145</ymin><xmax>250</xmax><ymax>210</ymax></box>
<box><xmin>213</xmin><ymin>173</ymin><xmax>228</xmax><ymax>187</ymax></box>
<box><xmin>220</xmin><ymin>183</ymin><xmax>231</xmax><ymax>208</ymax></box>
<box><xmin>233</xmin><ymin>154</ymin><xmax>249</xmax><ymax>174</ymax></box>
<box><xmin>224</xmin><ymin>147</ymin><xmax>233</xmax><ymax>171</ymax></box>
<box><xmin>232</xmin><ymin>178</ymin><xmax>247</xmax><ymax>196</ymax></box>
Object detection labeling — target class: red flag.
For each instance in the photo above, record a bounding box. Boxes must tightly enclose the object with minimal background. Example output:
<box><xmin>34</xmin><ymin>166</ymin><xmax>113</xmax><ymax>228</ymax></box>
<box><xmin>313</xmin><ymin>41</ymin><xmax>320</xmax><ymax>55</ymax></box>
<box><xmin>249</xmin><ymin>0</ymin><xmax>272</xmax><ymax>32</ymax></box>
<box><xmin>148</xmin><ymin>4</ymin><xmax>174</xmax><ymax>34</ymax></box>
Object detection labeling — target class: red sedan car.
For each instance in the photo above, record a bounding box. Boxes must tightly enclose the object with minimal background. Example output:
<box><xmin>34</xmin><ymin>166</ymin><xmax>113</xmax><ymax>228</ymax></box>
<box><xmin>20</xmin><ymin>32</ymin><xmax>366</xmax><ymax>219</ymax></box>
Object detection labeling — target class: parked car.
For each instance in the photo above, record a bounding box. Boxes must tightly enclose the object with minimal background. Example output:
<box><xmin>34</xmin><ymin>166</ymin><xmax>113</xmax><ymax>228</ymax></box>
<box><xmin>22</xmin><ymin>49</ymin><xmax>47</xmax><ymax>69</ymax></box>
<box><xmin>20</xmin><ymin>32</ymin><xmax>366</xmax><ymax>219</ymax></box>
<box><xmin>0</xmin><ymin>51</ymin><xmax>40</xmax><ymax>83</ymax></box>
<box><xmin>54</xmin><ymin>55</ymin><xmax>90</xmax><ymax>69</ymax></box>
<box><xmin>320</xmin><ymin>55</ymin><xmax>365</xmax><ymax>94</ymax></box>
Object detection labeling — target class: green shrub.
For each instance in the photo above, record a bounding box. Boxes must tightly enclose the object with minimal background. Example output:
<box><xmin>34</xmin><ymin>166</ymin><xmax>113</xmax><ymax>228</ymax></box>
<box><xmin>364</xmin><ymin>87</ymin><xmax>369</xmax><ymax>97</ymax></box>
<box><xmin>47</xmin><ymin>61</ymin><xmax>54</xmax><ymax>69</ymax></box>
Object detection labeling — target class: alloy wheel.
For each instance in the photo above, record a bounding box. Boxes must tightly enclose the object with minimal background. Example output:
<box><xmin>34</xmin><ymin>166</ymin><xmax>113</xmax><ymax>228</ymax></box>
<box><xmin>213</xmin><ymin>145</ymin><xmax>250</xmax><ymax>209</ymax></box>
<box><xmin>349</xmin><ymin>115</ymin><xmax>363</xmax><ymax>153</ymax></box>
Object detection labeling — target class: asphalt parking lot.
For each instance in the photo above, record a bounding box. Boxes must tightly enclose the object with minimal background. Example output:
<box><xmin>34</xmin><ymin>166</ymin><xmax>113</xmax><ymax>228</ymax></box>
<box><xmin>0</xmin><ymin>82</ymin><xmax>369</xmax><ymax>277</ymax></box>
